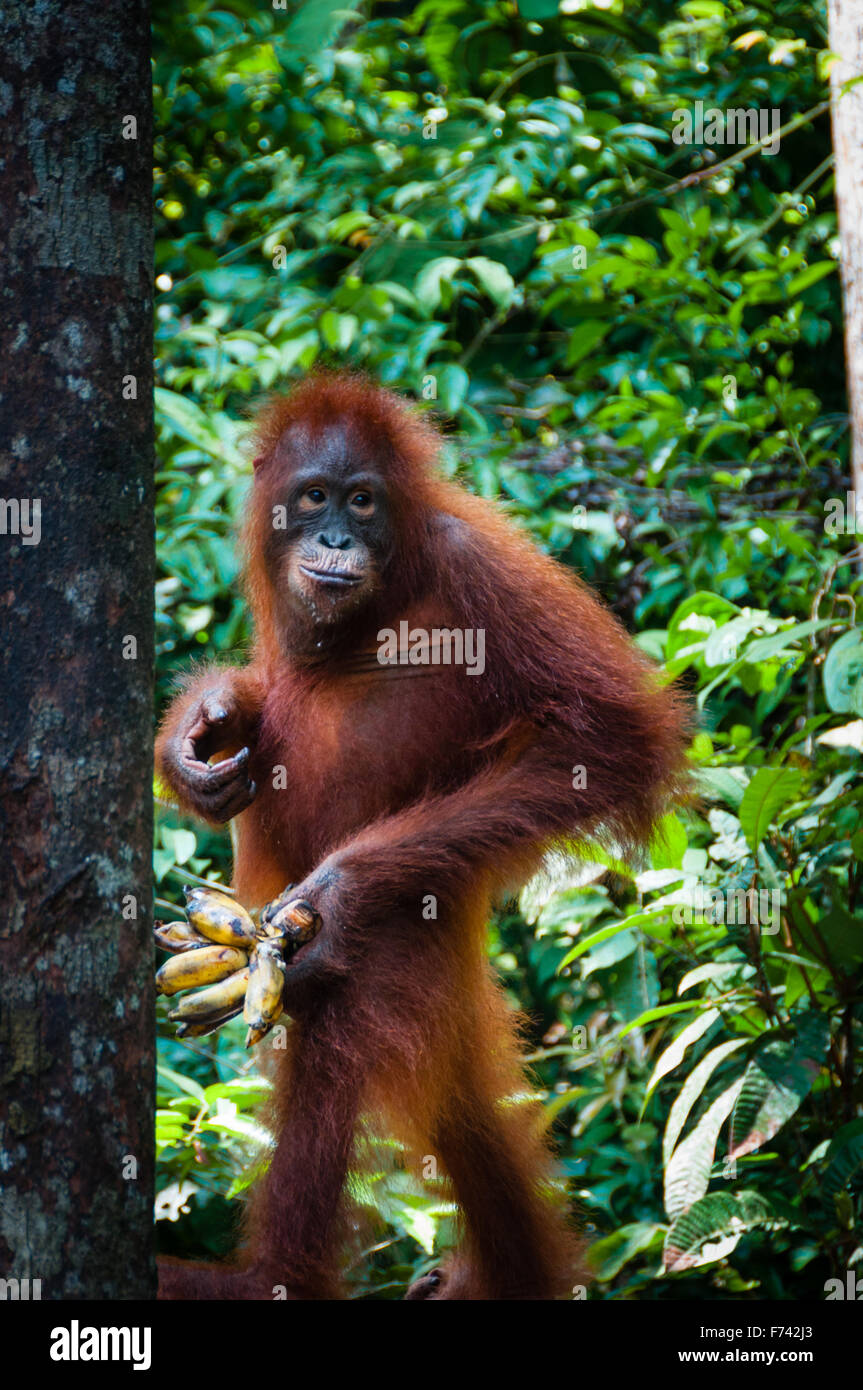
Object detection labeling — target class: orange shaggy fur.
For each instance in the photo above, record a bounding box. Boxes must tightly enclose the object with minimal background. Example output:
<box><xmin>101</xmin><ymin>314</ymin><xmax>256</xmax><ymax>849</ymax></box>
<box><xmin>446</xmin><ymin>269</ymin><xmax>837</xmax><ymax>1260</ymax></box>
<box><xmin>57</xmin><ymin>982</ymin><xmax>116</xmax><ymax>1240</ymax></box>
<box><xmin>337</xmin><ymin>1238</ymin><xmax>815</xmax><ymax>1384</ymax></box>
<box><xmin>155</xmin><ymin>372</ymin><xmax>689</xmax><ymax>1300</ymax></box>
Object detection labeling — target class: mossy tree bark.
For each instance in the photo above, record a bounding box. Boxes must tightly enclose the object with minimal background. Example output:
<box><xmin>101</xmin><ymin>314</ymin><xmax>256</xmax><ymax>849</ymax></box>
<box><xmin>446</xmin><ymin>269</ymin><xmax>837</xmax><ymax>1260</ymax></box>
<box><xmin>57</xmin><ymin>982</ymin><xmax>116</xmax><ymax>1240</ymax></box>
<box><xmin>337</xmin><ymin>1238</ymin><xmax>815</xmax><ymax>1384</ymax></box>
<box><xmin>0</xmin><ymin>1</ymin><xmax>155</xmax><ymax>1298</ymax></box>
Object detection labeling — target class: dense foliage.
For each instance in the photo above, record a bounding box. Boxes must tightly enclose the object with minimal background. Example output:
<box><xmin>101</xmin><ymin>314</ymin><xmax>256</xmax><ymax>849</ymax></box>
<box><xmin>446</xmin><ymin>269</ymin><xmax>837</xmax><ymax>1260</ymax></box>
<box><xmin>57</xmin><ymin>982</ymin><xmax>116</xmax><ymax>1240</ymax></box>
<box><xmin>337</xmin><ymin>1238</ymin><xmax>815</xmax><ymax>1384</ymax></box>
<box><xmin>153</xmin><ymin>0</ymin><xmax>862</xmax><ymax>1298</ymax></box>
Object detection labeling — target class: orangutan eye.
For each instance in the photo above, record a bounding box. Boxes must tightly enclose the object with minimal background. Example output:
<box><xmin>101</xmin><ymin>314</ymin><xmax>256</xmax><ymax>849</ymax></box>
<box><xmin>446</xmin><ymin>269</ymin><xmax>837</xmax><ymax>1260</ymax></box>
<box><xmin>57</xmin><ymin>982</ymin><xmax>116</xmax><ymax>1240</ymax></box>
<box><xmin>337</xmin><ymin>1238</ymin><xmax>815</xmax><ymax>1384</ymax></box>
<box><xmin>299</xmin><ymin>487</ymin><xmax>327</xmax><ymax>511</ymax></box>
<box><xmin>350</xmin><ymin>492</ymin><xmax>375</xmax><ymax>515</ymax></box>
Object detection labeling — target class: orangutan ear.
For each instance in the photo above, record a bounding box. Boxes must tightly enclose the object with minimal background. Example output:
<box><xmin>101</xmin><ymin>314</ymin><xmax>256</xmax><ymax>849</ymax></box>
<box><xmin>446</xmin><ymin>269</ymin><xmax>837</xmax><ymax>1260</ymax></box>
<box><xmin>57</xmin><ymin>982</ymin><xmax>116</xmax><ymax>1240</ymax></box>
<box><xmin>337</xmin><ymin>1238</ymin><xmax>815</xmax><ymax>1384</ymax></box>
<box><xmin>252</xmin><ymin>454</ymin><xmax>266</xmax><ymax>472</ymax></box>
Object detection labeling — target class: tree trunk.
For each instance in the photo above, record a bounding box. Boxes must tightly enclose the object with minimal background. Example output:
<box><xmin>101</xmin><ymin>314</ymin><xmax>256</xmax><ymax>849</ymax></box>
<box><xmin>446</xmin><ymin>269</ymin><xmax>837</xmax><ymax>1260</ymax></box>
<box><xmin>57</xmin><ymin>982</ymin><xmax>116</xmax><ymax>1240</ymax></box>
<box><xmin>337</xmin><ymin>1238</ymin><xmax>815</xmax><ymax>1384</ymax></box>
<box><xmin>828</xmin><ymin>0</ymin><xmax>863</xmax><ymax>498</ymax></box>
<box><xmin>0</xmin><ymin>2</ymin><xmax>155</xmax><ymax>1298</ymax></box>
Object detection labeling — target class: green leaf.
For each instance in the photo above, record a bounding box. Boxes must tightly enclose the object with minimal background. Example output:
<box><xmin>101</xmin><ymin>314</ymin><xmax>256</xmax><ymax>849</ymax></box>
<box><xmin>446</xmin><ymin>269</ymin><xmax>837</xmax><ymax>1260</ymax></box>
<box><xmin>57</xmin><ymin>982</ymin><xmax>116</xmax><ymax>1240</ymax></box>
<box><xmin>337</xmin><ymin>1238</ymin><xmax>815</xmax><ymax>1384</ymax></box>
<box><xmin>581</xmin><ymin>927</ymin><xmax>639</xmax><ymax>976</ymax></box>
<box><xmin>466</xmin><ymin>256</ymin><xmax>516</xmax><ymax>308</ymax></box>
<box><xmin>436</xmin><ymin>363</ymin><xmax>470</xmax><ymax>413</ymax></box>
<box><xmin>729</xmin><ymin>1011</ymin><xmax>830</xmax><ymax>1159</ymax></box>
<box><xmin>156</xmin><ymin>388</ymin><xmax>225</xmax><ymax>460</ymax></box>
<box><xmin>695</xmin><ymin>766</ymin><xmax>747</xmax><ymax>808</ymax></box>
<box><xmin>738</xmin><ymin>766</ymin><xmax>803</xmax><ymax>856</ymax></box>
<box><xmin>202</xmin><ymin>1112</ymin><xmax>272</xmax><ymax>1146</ymax></box>
<box><xmin>664</xmin><ymin>1191</ymin><xmax>792</xmax><ymax>1272</ymax></box>
<box><xmin>559</xmin><ymin>918</ymin><xmax>635</xmax><ymax>968</ymax></box>
<box><xmin>157</xmin><ymin>1064</ymin><xmax>206</xmax><ymax>1104</ymax></box>
<box><xmin>460</xmin><ymin>166</ymin><xmax>498</xmax><ymax>222</ymax></box>
<box><xmin>801</xmin><ymin>905</ymin><xmax>863</xmax><ymax>969</ymax></box>
<box><xmin>646</xmin><ymin>1009</ymin><xmax>720</xmax><ymax>1099</ymax></box>
<box><xmin>785</xmin><ymin>262</ymin><xmax>837</xmax><ymax>296</ymax></box>
<box><xmin>319</xmin><ymin>310</ymin><xmax>358</xmax><ymax>350</ymax></box>
<box><xmin>822</xmin><ymin>1118</ymin><xmax>863</xmax><ymax>1198</ymax></box>
<box><xmin>590</xmin><ymin>1223</ymin><xmax>664</xmax><ymax>1281</ymax></box>
<box><xmin>392</xmin><ymin>1200</ymin><xmax>439</xmax><ymax>1255</ymax></box>
<box><xmin>650</xmin><ymin>812</ymin><xmax>688</xmax><ymax>869</ymax></box>
<box><xmin>414</xmin><ymin>257</ymin><xmax>461</xmax><ymax>313</ymax></box>
<box><xmin>285</xmin><ymin>1</ymin><xmax>358</xmax><ymax>60</ymax></box>
<box><xmin>664</xmin><ymin>1078</ymin><xmax>743</xmax><ymax>1218</ymax></box>
<box><xmin>163</xmin><ymin>827</ymin><xmax>196</xmax><ymax>865</ymax></box>
<box><xmin>677</xmin><ymin>963</ymin><xmax>751</xmax><ymax>995</ymax></box>
<box><xmin>663</xmin><ymin>1040</ymin><xmax>749</xmax><ymax>1166</ymax></box>
<box><xmin>609</xmin><ymin>939</ymin><xmax>659</xmax><ymax>1020</ymax></box>
<box><xmin>517</xmin><ymin>0</ymin><xmax>561</xmax><ymax>18</ymax></box>
<box><xmin>743</xmin><ymin>619</ymin><xmax>832</xmax><ymax>663</ymax></box>
<box><xmin>823</xmin><ymin>630</ymin><xmax>863</xmax><ymax>714</ymax></box>
<box><xmin>326</xmin><ymin>211</ymin><xmax>374</xmax><ymax>242</ymax></box>
<box><xmin>204</xmin><ymin>1079</ymin><xmax>272</xmax><ymax>1111</ymax></box>
<box><xmin>618</xmin><ymin>1002</ymin><xmax>701</xmax><ymax>1038</ymax></box>
<box><xmin>564</xmin><ymin>320</ymin><xmax>609</xmax><ymax>368</ymax></box>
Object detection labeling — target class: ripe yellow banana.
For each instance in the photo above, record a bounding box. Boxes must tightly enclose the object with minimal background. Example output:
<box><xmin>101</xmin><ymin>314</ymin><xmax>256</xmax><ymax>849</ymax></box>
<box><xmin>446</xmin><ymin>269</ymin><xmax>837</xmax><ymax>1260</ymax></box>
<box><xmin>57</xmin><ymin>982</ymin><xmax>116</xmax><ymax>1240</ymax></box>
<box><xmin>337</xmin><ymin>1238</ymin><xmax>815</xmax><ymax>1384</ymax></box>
<box><xmin>184</xmin><ymin>885</ymin><xmax>256</xmax><ymax>947</ymax></box>
<box><xmin>154</xmin><ymin>883</ymin><xmax>313</xmax><ymax>1046</ymax></box>
<box><xmin>244</xmin><ymin>941</ymin><xmax>287</xmax><ymax>1047</ymax></box>
<box><xmin>167</xmin><ymin>966</ymin><xmax>250</xmax><ymax>1022</ymax></box>
<box><xmin>156</xmin><ymin>944</ymin><xmax>249</xmax><ymax>996</ymax></box>
<box><xmin>154</xmin><ymin>920</ymin><xmax>209</xmax><ymax>953</ymax></box>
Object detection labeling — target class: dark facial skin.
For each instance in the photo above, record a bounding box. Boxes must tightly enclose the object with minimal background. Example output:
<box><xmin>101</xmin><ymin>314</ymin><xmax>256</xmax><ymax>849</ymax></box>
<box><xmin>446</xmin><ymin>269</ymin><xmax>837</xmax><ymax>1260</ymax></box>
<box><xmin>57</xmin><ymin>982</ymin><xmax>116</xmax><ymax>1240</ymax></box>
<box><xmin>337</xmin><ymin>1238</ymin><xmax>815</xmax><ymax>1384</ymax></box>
<box><xmin>158</xmin><ymin>428</ymin><xmax>395</xmax><ymax>824</ymax></box>
<box><xmin>264</xmin><ymin>425</ymin><xmax>392</xmax><ymax>629</ymax></box>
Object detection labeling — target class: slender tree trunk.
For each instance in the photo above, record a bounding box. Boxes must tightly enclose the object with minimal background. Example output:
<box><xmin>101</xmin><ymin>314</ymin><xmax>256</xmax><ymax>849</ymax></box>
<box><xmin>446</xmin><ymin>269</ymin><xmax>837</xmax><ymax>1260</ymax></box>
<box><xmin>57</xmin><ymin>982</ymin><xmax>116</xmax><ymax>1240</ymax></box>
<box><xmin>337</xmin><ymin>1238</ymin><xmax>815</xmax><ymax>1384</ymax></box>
<box><xmin>0</xmin><ymin>2</ymin><xmax>155</xmax><ymax>1298</ymax></box>
<box><xmin>828</xmin><ymin>0</ymin><xmax>863</xmax><ymax>497</ymax></box>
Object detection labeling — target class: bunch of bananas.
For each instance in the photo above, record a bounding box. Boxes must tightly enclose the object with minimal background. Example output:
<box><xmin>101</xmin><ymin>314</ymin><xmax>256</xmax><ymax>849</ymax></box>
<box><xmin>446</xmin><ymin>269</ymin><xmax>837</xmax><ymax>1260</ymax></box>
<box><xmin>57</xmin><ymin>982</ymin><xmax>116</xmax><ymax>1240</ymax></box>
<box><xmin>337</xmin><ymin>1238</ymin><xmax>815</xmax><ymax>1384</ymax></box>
<box><xmin>154</xmin><ymin>884</ymin><xmax>319</xmax><ymax>1047</ymax></box>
